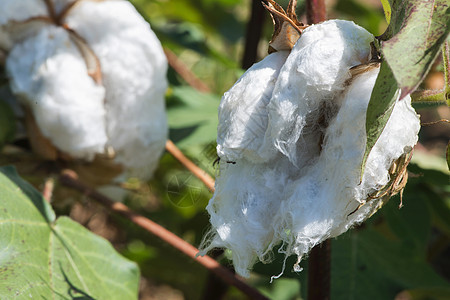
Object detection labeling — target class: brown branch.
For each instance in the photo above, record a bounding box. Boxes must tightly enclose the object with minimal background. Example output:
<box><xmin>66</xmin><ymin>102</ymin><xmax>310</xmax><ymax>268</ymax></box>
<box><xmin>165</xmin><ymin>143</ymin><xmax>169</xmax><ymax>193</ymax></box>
<box><xmin>42</xmin><ymin>177</ymin><xmax>55</xmax><ymax>203</ymax></box>
<box><xmin>59</xmin><ymin>170</ymin><xmax>268</xmax><ymax>300</ymax></box>
<box><xmin>305</xmin><ymin>2</ymin><xmax>328</xmax><ymax>300</ymax></box>
<box><xmin>305</xmin><ymin>0</ymin><xmax>326</xmax><ymax>24</ymax></box>
<box><xmin>164</xmin><ymin>49</ymin><xmax>211</xmax><ymax>93</ymax></box>
<box><xmin>242</xmin><ymin>0</ymin><xmax>267</xmax><ymax>69</ymax></box>
<box><xmin>165</xmin><ymin>140</ymin><xmax>215</xmax><ymax>192</ymax></box>
<box><xmin>307</xmin><ymin>239</ymin><xmax>331</xmax><ymax>300</ymax></box>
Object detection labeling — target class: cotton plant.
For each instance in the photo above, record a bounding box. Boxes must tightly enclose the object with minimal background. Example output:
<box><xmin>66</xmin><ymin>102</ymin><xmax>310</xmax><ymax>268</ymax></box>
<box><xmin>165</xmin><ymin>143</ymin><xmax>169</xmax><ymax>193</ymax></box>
<box><xmin>0</xmin><ymin>0</ymin><xmax>168</xmax><ymax>181</ymax></box>
<box><xmin>199</xmin><ymin>0</ymin><xmax>421</xmax><ymax>278</ymax></box>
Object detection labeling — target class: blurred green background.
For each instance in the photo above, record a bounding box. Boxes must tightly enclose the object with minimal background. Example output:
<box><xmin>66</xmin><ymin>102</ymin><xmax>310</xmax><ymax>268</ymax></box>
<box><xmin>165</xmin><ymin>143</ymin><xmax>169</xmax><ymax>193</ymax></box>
<box><xmin>0</xmin><ymin>0</ymin><xmax>448</xmax><ymax>299</ymax></box>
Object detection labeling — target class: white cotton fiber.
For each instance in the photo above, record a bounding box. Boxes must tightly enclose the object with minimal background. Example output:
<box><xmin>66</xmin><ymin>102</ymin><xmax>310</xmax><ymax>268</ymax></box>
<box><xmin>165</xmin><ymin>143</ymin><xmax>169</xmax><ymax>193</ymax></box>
<box><xmin>265</xmin><ymin>20</ymin><xmax>374</xmax><ymax>168</ymax></box>
<box><xmin>6</xmin><ymin>26</ymin><xmax>107</xmax><ymax>159</ymax></box>
<box><xmin>0</xmin><ymin>0</ymin><xmax>47</xmax><ymax>49</ymax></box>
<box><xmin>3</xmin><ymin>0</ymin><xmax>168</xmax><ymax>181</ymax></box>
<box><xmin>274</xmin><ymin>68</ymin><xmax>419</xmax><ymax>263</ymax></box>
<box><xmin>0</xmin><ymin>0</ymin><xmax>46</xmax><ymax>26</ymax></box>
<box><xmin>200</xmin><ymin>20</ymin><xmax>420</xmax><ymax>278</ymax></box>
<box><xmin>217</xmin><ymin>51</ymin><xmax>289</xmax><ymax>163</ymax></box>
<box><xmin>65</xmin><ymin>0</ymin><xmax>168</xmax><ymax>179</ymax></box>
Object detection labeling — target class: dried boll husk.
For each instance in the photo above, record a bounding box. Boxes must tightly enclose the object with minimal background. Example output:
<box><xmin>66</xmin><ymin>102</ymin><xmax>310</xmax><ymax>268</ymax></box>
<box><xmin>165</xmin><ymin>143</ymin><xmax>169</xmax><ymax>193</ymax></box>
<box><xmin>2</xmin><ymin>0</ymin><xmax>168</xmax><ymax>182</ymax></box>
<box><xmin>200</xmin><ymin>20</ymin><xmax>420</xmax><ymax>278</ymax></box>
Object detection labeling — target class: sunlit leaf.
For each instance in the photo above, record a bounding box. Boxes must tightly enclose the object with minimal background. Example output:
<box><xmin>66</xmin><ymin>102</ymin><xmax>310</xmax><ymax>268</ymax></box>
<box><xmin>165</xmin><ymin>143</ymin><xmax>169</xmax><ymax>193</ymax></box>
<box><xmin>380</xmin><ymin>0</ymin><xmax>392</xmax><ymax>24</ymax></box>
<box><xmin>362</xmin><ymin>0</ymin><xmax>450</xmax><ymax>177</ymax></box>
<box><xmin>0</xmin><ymin>166</ymin><xmax>139</xmax><ymax>299</ymax></box>
<box><xmin>381</xmin><ymin>0</ymin><xmax>450</xmax><ymax>97</ymax></box>
<box><xmin>167</xmin><ymin>86</ymin><xmax>220</xmax><ymax>148</ymax></box>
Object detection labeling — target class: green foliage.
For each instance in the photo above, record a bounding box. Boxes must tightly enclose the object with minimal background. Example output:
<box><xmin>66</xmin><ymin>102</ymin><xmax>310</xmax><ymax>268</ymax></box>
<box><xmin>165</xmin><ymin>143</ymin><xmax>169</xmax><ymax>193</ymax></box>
<box><xmin>381</xmin><ymin>0</ymin><xmax>450</xmax><ymax>96</ymax></box>
<box><xmin>362</xmin><ymin>0</ymin><xmax>450</xmax><ymax>177</ymax></box>
<box><xmin>167</xmin><ymin>86</ymin><xmax>220</xmax><ymax>148</ymax></box>
<box><xmin>332</xmin><ymin>163</ymin><xmax>450</xmax><ymax>299</ymax></box>
<box><xmin>361</xmin><ymin>62</ymin><xmax>399</xmax><ymax>178</ymax></box>
<box><xmin>0</xmin><ymin>166</ymin><xmax>139</xmax><ymax>299</ymax></box>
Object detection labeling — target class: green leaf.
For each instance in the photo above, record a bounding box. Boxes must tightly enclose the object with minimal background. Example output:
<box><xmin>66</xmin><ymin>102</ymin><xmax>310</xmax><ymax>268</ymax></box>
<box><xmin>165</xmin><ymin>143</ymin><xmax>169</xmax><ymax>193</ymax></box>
<box><xmin>331</xmin><ymin>228</ymin><xmax>450</xmax><ymax>300</ymax></box>
<box><xmin>361</xmin><ymin>62</ymin><xmax>399</xmax><ymax>178</ymax></box>
<box><xmin>257</xmin><ymin>277</ymin><xmax>302</xmax><ymax>300</ymax></box>
<box><xmin>401</xmin><ymin>287</ymin><xmax>450</xmax><ymax>300</ymax></box>
<box><xmin>381</xmin><ymin>0</ymin><xmax>450</xmax><ymax>97</ymax></box>
<box><xmin>167</xmin><ymin>86</ymin><xmax>220</xmax><ymax>148</ymax></box>
<box><xmin>363</xmin><ymin>1</ymin><xmax>450</xmax><ymax>177</ymax></box>
<box><xmin>0</xmin><ymin>166</ymin><xmax>139</xmax><ymax>299</ymax></box>
<box><xmin>380</xmin><ymin>0</ymin><xmax>392</xmax><ymax>24</ymax></box>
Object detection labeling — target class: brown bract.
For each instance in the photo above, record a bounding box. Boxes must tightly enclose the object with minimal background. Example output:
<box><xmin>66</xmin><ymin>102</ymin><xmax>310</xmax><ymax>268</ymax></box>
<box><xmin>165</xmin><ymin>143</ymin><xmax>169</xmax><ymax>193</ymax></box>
<box><xmin>262</xmin><ymin>0</ymin><xmax>308</xmax><ymax>53</ymax></box>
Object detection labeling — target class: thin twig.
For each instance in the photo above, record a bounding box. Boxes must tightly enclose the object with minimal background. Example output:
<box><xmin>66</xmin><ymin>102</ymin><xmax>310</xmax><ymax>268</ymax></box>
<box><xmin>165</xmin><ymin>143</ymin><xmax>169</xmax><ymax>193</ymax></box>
<box><xmin>242</xmin><ymin>0</ymin><xmax>267</xmax><ymax>69</ymax></box>
<box><xmin>305</xmin><ymin>0</ymin><xmax>326</xmax><ymax>24</ymax></box>
<box><xmin>305</xmin><ymin>1</ymin><xmax>329</xmax><ymax>299</ymax></box>
<box><xmin>411</xmin><ymin>89</ymin><xmax>447</xmax><ymax>103</ymax></box>
<box><xmin>443</xmin><ymin>42</ymin><xmax>449</xmax><ymax>87</ymax></box>
<box><xmin>164</xmin><ymin>49</ymin><xmax>211</xmax><ymax>93</ymax></box>
<box><xmin>42</xmin><ymin>177</ymin><xmax>54</xmax><ymax>203</ymax></box>
<box><xmin>421</xmin><ymin>119</ymin><xmax>450</xmax><ymax>126</ymax></box>
<box><xmin>59</xmin><ymin>170</ymin><xmax>268</xmax><ymax>300</ymax></box>
<box><xmin>165</xmin><ymin>140</ymin><xmax>215</xmax><ymax>192</ymax></box>
<box><xmin>442</xmin><ymin>41</ymin><xmax>450</xmax><ymax>106</ymax></box>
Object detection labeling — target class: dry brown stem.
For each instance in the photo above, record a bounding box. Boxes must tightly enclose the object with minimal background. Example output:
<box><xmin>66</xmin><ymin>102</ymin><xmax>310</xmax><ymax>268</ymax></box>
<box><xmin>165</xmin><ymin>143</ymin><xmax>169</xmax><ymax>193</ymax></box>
<box><xmin>165</xmin><ymin>140</ymin><xmax>215</xmax><ymax>192</ymax></box>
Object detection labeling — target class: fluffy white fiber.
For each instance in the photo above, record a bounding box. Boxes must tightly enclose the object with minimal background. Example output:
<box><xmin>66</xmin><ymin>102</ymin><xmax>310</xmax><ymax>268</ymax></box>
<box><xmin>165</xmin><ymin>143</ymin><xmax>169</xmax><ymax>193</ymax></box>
<box><xmin>3</xmin><ymin>0</ymin><xmax>168</xmax><ymax>180</ymax></box>
<box><xmin>66</xmin><ymin>0</ymin><xmax>168</xmax><ymax>179</ymax></box>
<box><xmin>200</xmin><ymin>20</ymin><xmax>420</xmax><ymax>278</ymax></box>
<box><xmin>6</xmin><ymin>26</ymin><xmax>107</xmax><ymax>159</ymax></box>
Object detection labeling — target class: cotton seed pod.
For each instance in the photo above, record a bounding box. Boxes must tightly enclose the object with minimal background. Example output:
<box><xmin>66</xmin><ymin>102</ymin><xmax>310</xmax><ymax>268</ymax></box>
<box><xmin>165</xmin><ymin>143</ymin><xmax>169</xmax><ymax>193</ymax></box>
<box><xmin>200</xmin><ymin>17</ymin><xmax>420</xmax><ymax>278</ymax></box>
<box><xmin>2</xmin><ymin>0</ymin><xmax>168</xmax><ymax>182</ymax></box>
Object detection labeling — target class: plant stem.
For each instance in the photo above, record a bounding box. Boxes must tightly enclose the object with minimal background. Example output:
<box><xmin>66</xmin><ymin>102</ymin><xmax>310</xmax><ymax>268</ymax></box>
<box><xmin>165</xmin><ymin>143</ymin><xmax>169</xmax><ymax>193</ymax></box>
<box><xmin>165</xmin><ymin>140</ymin><xmax>215</xmax><ymax>192</ymax></box>
<box><xmin>305</xmin><ymin>0</ymin><xmax>326</xmax><ymax>24</ymax></box>
<box><xmin>442</xmin><ymin>41</ymin><xmax>450</xmax><ymax>106</ymax></box>
<box><xmin>164</xmin><ymin>49</ymin><xmax>211</xmax><ymax>93</ymax></box>
<box><xmin>242</xmin><ymin>0</ymin><xmax>267</xmax><ymax>69</ymax></box>
<box><xmin>305</xmin><ymin>1</ymin><xmax>328</xmax><ymax>299</ymax></box>
<box><xmin>59</xmin><ymin>170</ymin><xmax>268</xmax><ymax>300</ymax></box>
<box><xmin>307</xmin><ymin>239</ymin><xmax>331</xmax><ymax>300</ymax></box>
<box><xmin>411</xmin><ymin>89</ymin><xmax>447</xmax><ymax>104</ymax></box>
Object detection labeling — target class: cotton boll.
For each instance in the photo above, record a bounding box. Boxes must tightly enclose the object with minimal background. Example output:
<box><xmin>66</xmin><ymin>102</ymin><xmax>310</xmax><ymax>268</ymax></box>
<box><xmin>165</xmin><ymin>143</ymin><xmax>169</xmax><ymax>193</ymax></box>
<box><xmin>65</xmin><ymin>0</ymin><xmax>168</xmax><ymax>179</ymax></box>
<box><xmin>273</xmin><ymin>67</ymin><xmax>419</xmax><ymax>268</ymax></box>
<box><xmin>203</xmin><ymin>58</ymin><xmax>420</xmax><ymax>277</ymax></box>
<box><xmin>6</xmin><ymin>26</ymin><xmax>108</xmax><ymax>159</ymax></box>
<box><xmin>265</xmin><ymin>20</ymin><xmax>374</xmax><ymax>167</ymax></box>
<box><xmin>201</xmin><ymin>155</ymin><xmax>294</xmax><ymax>277</ymax></box>
<box><xmin>217</xmin><ymin>51</ymin><xmax>289</xmax><ymax>163</ymax></box>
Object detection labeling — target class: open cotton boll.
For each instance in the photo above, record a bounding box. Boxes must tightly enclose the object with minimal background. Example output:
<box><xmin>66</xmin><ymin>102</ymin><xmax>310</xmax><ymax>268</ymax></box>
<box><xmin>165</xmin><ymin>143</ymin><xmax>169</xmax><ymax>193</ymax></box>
<box><xmin>201</xmin><ymin>155</ymin><xmax>294</xmax><ymax>277</ymax></box>
<box><xmin>200</xmin><ymin>1</ymin><xmax>421</xmax><ymax>279</ymax></box>
<box><xmin>273</xmin><ymin>67</ymin><xmax>419</xmax><ymax>266</ymax></box>
<box><xmin>265</xmin><ymin>20</ymin><xmax>374</xmax><ymax>167</ymax></box>
<box><xmin>6</xmin><ymin>26</ymin><xmax>107</xmax><ymax>159</ymax></box>
<box><xmin>217</xmin><ymin>51</ymin><xmax>289</xmax><ymax>163</ymax></box>
<box><xmin>65</xmin><ymin>0</ymin><xmax>168</xmax><ymax>179</ymax></box>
